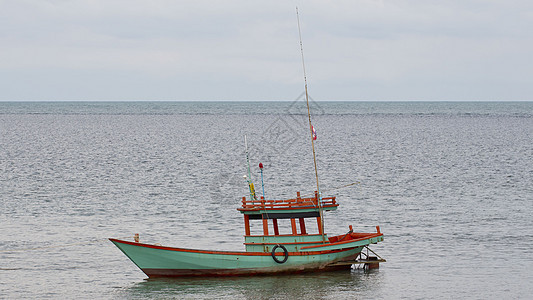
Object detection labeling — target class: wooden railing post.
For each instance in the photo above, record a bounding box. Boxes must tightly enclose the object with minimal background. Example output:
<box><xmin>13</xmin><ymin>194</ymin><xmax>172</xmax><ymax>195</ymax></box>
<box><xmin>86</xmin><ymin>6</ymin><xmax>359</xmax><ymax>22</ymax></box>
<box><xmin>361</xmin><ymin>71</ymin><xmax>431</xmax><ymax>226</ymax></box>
<box><xmin>291</xmin><ymin>218</ymin><xmax>298</xmax><ymax>235</ymax></box>
<box><xmin>244</xmin><ymin>215</ymin><xmax>250</xmax><ymax>236</ymax></box>
<box><xmin>262</xmin><ymin>218</ymin><xmax>269</xmax><ymax>236</ymax></box>
<box><xmin>316</xmin><ymin>216</ymin><xmax>323</xmax><ymax>235</ymax></box>
<box><xmin>273</xmin><ymin>219</ymin><xmax>279</xmax><ymax>235</ymax></box>
<box><xmin>299</xmin><ymin>218</ymin><xmax>307</xmax><ymax>234</ymax></box>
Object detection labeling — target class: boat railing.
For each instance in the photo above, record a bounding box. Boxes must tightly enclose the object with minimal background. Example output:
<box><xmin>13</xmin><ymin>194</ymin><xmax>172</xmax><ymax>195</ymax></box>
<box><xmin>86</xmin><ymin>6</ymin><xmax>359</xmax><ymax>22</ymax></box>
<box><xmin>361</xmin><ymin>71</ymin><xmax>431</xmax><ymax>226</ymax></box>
<box><xmin>239</xmin><ymin>192</ymin><xmax>337</xmax><ymax>210</ymax></box>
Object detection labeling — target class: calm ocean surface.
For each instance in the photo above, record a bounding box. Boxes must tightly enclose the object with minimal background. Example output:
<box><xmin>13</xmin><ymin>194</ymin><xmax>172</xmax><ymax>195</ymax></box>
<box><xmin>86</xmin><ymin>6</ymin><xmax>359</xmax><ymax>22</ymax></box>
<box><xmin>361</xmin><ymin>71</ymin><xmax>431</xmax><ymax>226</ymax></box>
<box><xmin>1</xmin><ymin>101</ymin><xmax>532</xmax><ymax>299</ymax></box>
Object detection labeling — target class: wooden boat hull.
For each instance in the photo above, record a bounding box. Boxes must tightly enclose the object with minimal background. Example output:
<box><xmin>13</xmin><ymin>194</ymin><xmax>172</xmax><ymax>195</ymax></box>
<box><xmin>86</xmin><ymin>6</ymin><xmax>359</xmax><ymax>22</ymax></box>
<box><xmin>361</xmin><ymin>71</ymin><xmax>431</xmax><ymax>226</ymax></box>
<box><xmin>109</xmin><ymin>235</ymin><xmax>382</xmax><ymax>277</ymax></box>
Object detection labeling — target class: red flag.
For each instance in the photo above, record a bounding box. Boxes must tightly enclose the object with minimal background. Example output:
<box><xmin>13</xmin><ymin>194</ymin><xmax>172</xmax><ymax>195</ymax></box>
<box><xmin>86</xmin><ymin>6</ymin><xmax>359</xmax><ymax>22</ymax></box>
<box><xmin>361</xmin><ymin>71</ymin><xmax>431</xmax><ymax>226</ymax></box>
<box><xmin>312</xmin><ymin>125</ymin><xmax>317</xmax><ymax>140</ymax></box>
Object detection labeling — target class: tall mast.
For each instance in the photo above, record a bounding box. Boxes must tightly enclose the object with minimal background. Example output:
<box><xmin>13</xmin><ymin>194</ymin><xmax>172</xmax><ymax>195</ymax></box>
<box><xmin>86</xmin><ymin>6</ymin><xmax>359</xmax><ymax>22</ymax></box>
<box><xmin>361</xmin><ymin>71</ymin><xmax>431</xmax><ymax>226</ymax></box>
<box><xmin>296</xmin><ymin>7</ymin><xmax>325</xmax><ymax>241</ymax></box>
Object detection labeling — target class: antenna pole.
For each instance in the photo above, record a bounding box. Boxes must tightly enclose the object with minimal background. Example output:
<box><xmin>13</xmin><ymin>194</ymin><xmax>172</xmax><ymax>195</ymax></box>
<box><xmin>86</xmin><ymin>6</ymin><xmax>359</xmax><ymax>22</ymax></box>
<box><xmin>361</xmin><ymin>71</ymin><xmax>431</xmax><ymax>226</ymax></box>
<box><xmin>259</xmin><ymin>162</ymin><xmax>265</xmax><ymax>199</ymax></box>
<box><xmin>296</xmin><ymin>7</ymin><xmax>325</xmax><ymax>241</ymax></box>
<box><xmin>244</xmin><ymin>135</ymin><xmax>256</xmax><ymax>201</ymax></box>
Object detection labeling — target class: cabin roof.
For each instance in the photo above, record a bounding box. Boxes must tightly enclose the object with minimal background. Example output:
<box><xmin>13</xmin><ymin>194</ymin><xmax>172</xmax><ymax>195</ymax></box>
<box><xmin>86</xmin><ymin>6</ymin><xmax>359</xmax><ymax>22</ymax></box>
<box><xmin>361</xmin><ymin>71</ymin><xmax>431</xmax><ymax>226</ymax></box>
<box><xmin>237</xmin><ymin>192</ymin><xmax>338</xmax><ymax>219</ymax></box>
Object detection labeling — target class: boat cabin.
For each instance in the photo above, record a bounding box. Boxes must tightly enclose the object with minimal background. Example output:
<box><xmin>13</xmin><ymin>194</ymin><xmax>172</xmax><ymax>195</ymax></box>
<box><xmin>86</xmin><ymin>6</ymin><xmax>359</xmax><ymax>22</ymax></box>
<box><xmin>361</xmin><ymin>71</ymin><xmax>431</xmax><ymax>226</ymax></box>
<box><xmin>237</xmin><ymin>191</ymin><xmax>339</xmax><ymax>253</ymax></box>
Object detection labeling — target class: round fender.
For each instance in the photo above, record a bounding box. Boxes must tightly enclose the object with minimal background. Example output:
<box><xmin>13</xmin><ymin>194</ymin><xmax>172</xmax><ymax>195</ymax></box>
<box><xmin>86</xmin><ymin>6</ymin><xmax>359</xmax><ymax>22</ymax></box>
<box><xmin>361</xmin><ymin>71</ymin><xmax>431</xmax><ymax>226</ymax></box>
<box><xmin>271</xmin><ymin>244</ymin><xmax>289</xmax><ymax>264</ymax></box>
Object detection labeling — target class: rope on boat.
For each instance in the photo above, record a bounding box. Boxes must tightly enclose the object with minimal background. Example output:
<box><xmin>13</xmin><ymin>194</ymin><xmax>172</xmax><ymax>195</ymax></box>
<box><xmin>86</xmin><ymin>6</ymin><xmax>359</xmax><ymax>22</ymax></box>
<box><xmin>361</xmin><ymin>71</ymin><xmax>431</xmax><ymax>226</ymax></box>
<box><xmin>0</xmin><ymin>236</ymin><xmax>133</xmax><ymax>253</ymax></box>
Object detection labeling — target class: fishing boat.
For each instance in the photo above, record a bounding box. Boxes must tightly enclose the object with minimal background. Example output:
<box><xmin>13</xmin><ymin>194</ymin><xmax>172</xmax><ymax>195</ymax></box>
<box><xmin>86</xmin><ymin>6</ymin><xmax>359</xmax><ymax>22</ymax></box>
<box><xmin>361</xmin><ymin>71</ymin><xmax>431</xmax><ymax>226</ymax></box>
<box><xmin>110</xmin><ymin>192</ymin><xmax>383</xmax><ymax>277</ymax></box>
<box><xmin>109</xmin><ymin>8</ymin><xmax>384</xmax><ymax>278</ymax></box>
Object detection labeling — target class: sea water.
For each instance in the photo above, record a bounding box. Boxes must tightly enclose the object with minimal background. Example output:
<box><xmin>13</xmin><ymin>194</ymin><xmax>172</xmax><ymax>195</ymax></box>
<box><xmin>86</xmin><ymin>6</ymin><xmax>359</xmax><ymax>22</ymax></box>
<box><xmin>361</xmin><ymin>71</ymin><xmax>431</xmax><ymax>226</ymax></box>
<box><xmin>1</xmin><ymin>101</ymin><xmax>532</xmax><ymax>299</ymax></box>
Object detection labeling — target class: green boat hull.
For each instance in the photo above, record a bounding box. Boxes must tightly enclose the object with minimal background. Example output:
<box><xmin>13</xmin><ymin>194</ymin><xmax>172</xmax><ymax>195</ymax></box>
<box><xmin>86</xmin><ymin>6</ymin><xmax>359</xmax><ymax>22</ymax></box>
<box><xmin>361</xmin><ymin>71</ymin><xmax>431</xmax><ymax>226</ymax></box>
<box><xmin>109</xmin><ymin>234</ymin><xmax>382</xmax><ymax>277</ymax></box>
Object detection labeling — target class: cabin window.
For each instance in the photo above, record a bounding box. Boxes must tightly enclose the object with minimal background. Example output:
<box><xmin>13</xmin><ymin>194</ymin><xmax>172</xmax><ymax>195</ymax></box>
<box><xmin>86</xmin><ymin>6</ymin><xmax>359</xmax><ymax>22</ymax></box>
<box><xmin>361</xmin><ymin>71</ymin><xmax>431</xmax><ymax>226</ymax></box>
<box><xmin>274</xmin><ymin>219</ymin><xmax>293</xmax><ymax>235</ymax></box>
<box><xmin>248</xmin><ymin>221</ymin><xmax>265</xmax><ymax>236</ymax></box>
<box><xmin>245</xmin><ymin>217</ymin><xmax>322</xmax><ymax>236</ymax></box>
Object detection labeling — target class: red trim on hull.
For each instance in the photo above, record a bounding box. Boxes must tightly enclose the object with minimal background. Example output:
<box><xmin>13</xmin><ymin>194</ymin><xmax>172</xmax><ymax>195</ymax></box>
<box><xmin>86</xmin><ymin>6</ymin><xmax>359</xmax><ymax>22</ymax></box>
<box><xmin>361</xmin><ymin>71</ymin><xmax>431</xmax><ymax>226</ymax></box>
<box><xmin>109</xmin><ymin>238</ymin><xmax>366</xmax><ymax>256</ymax></box>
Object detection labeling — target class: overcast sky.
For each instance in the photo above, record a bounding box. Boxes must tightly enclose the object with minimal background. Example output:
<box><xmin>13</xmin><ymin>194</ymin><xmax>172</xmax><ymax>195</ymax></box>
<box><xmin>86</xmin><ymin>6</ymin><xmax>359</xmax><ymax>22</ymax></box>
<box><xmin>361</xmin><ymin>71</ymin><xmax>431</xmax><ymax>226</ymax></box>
<box><xmin>1</xmin><ymin>0</ymin><xmax>532</xmax><ymax>101</ymax></box>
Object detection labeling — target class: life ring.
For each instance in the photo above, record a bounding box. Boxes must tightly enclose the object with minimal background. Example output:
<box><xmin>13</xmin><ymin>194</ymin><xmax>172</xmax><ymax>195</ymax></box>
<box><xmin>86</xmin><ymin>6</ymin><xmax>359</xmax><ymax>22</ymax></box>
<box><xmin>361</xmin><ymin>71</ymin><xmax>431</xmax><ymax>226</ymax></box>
<box><xmin>271</xmin><ymin>244</ymin><xmax>289</xmax><ymax>264</ymax></box>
